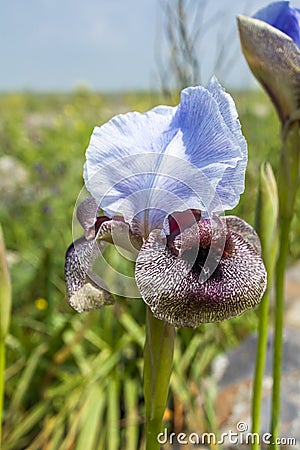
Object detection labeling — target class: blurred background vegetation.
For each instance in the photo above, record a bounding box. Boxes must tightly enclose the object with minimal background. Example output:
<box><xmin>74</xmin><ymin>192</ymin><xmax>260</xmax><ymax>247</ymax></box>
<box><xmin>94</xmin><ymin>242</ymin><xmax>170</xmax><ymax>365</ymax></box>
<box><xmin>1</xmin><ymin>86</ymin><xmax>299</xmax><ymax>450</ymax></box>
<box><xmin>1</xmin><ymin>2</ymin><xmax>300</xmax><ymax>449</ymax></box>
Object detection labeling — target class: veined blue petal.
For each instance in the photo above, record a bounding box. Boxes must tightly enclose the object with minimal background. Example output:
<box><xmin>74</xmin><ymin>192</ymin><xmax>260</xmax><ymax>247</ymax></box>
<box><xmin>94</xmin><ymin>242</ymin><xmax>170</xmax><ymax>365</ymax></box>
<box><xmin>207</xmin><ymin>77</ymin><xmax>247</xmax><ymax>163</ymax></box>
<box><xmin>85</xmin><ymin>105</ymin><xmax>176</xmax><ymax>171</ymax></box>
<box><xmin>84</xmin><ymin>153</ymin><xmax>218</xmax><ymax>236</ymax></box>
<box><xmin>84</xmin><ymin>80</ymin><xmax>247</xmax><ymax>236</ymax></box>
<box><xmin>172</xmin><ymin>78</ymin><xmax>247</xmax><ymax>210</ymax></box>
<box><xmin>253</xmin><ymin>1</ymin><xmax>300</xmax><ymax>46</ymax></box>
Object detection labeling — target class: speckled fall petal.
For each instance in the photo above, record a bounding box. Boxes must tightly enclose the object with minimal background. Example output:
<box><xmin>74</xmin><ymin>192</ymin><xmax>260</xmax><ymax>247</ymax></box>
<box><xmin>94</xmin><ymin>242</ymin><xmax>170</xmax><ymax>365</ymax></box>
<box><xmin>224</xmin><ymin>215</ymin><xmax>262</xmax><ymax>254</ymax></box>
<box><xmin>135</xmin><ymin>216</ymin><xmax>266</xmax><ymax>327</ymax></box>
<box><xmin>65</xmin><ymin>203</ymin><xmax>143</xmax><ymax>312</ymax></box>
<box><xmin>65</xmin><ymin>237</ymin><xmax>114</xmax><ymax>313</ymax></box>
<box><xmin>76</xmin><ymin>196</ymin><xmax>99</xmax><ymax>240</ymax></box>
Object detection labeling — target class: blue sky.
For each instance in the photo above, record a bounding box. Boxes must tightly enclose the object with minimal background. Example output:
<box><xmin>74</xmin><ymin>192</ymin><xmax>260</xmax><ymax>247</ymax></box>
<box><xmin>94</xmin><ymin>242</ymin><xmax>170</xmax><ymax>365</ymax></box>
<box><xmin>1</xmin><ymin>0</ymin><xmax>300</xmax><ymax>92</ymax></box>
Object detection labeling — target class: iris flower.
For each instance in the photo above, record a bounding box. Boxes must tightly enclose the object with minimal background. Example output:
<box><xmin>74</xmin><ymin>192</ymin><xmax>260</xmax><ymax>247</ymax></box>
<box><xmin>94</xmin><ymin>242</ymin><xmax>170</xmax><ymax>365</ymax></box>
<box><xmin>65</xmin><ymin>77</ymin><xmax>267</xmax><ymax>328</ymax></box>
<box><xmin>238</xmin><ymin>1</ymin><xmax>300</xmax><ymax>125</ymax></box>
<box><xmin>253</xmin><ymin>1</ymin><xmax>300</xmax><ymax>45</ymax></box>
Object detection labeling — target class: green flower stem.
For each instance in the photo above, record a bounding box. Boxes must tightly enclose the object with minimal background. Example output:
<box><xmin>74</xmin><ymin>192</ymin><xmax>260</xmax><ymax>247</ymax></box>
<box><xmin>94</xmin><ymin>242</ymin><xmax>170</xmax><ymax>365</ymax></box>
<box><xmin>271</xmin><ymin>217</ymin><xmax>290</xmax><ymax>449</ymax></box>
<box><xmin>252</xmin><ymin>163</ymin><xmax>278</xmax><ymax>450</ymax></box>
<box><xmin>271</xmin><ymin>121</ymin><xmax>300</xmax><ymax>449</ymax></box>
<box><xmin>251</xmin><ymin>291</ymin><xmax>270</xmax><ymax>450</ymax></box>
<box><xmin>0</xmin><ymin>224</ymin><xmax>12</xmax><ymax>446</ymax></box>
<box><xmin>143</xmin><ymin>307</ymin><xmax>175</xmax><ymax>450</ymax></box>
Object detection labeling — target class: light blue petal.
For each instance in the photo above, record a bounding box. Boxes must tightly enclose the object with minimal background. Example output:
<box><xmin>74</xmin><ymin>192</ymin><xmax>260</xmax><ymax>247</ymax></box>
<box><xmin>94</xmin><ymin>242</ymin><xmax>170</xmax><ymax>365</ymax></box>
<box><xmin>207</xmin><ymin>76</ymin><xmax>248</xmax><ymax>207</ymax></box>
<box><xmin>171</xmin><ymin>79</ymin><xmax>247</xmax><ymax>209</ymax></box>
<box><xmin>253</xmin><ymin>1</ymin><xmax>300</xmax><ymax>46</ymax></box>
<box><xmin>85</xmin><ymin>105</ymin><xmax>176</xmax><ymax>173</ymax></box>
<box><xmin>207</xmin><ymin>76</ymin><xmax>247</xmax><ymax>159</ymax></box>
<box><xmin>85</xmin><ymin>152</ymin><xmax>218</xmax><ymax>236</ymax></box>
<box><xmin>84</xmin><ymin>79</ymin><xmax>247</xmax><ymax>235</ymax></box>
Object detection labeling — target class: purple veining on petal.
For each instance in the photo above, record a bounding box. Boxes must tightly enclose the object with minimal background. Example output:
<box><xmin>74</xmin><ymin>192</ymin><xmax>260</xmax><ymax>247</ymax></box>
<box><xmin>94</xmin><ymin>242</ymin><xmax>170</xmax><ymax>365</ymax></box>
<box><xmin>83</xmin><ymin>79</ymin><xmax>247</xmax><ymax>236</ymax></box>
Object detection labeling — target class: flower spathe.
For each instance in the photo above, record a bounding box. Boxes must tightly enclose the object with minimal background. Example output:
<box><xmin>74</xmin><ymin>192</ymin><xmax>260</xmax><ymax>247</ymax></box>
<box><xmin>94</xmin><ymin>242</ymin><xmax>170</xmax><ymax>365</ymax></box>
<box><xmin>65</xmin><ymin>78</ymin><xmax>267</xmax><ymax>328</ymax></box>
<box><xmin>237</xmin><ymin>2</ymin><xmax>300</xmax><ymax>125</ymax></box>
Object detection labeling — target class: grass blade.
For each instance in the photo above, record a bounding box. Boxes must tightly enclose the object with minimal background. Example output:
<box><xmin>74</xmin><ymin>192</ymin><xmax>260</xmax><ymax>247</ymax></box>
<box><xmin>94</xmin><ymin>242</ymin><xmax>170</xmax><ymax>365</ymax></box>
<box><xmin>75</xmin><ymin>385</ymin><xmax>106</xmax><ymax>450</ymax></box>
<box><xmin>124</xmin><ymin>378</ymin><xmax>139</xmax><ymax>450</ymax></box>
<box><xmin>107</xmin><ymin>377</ymin><xmax>120</xmax><ymax>450</ymax></box>
<box><xmin>6</xmin><ymin>344</ymin><xmax>47</xmax><ymax>420</ymax></box>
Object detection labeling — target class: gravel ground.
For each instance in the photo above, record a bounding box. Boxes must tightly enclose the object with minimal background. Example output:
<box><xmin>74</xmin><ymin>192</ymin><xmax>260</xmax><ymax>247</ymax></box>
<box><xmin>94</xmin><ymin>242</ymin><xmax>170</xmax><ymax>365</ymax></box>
<box><xmin>211</xmin><ymin>260</ymin><xmax>300</xmax><ymax>449</ymax></box>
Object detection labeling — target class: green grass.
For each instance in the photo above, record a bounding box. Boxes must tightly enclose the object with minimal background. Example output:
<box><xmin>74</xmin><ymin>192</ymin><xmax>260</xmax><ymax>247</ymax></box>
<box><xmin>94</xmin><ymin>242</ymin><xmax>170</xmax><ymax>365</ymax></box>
<box><xmin>0</xmin><ymin>87</ymin><xmax>298</xmax><ymax>449</ymax></box>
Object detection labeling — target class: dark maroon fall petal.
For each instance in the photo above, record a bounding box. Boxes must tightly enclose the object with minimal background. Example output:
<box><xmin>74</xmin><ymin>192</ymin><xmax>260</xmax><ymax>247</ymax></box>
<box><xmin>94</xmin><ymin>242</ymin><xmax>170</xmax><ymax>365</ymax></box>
<box><xmin>167</xmin><ymin>209</ymin><xmax>201</xmax><ymax>239</ymax></box>
<box><xmin>135</xmin><ymin>216</ymin><xmax>266</xmax><ymax>328</ymax></box>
